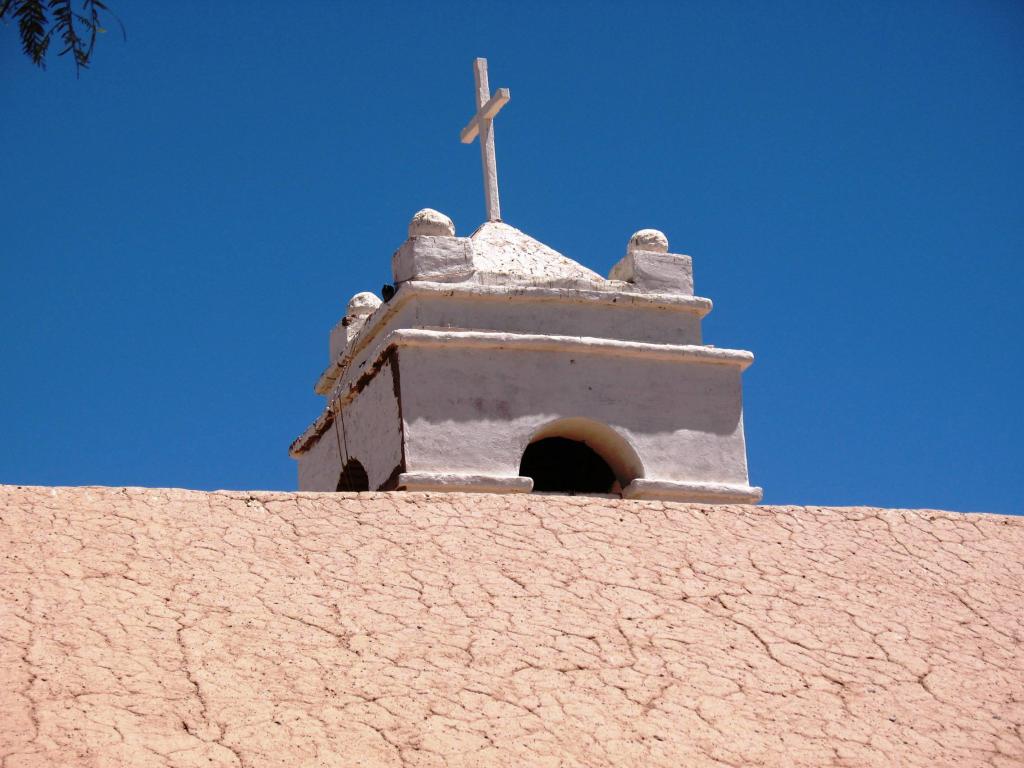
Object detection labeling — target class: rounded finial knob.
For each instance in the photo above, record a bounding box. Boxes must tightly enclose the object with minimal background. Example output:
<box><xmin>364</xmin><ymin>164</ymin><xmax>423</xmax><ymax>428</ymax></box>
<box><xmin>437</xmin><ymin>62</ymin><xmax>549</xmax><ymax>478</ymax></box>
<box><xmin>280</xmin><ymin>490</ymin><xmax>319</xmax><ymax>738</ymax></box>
<box><xmin>628</xmin><ymin>229</ymin><xmax>669</xmax><ymax>254</ymax></box>
<box><xmin>409</xmin><ymin>208</ymin><xmax>455</xmax><ymax>238</ymax></box>
<box><xmin>347</xmin><ymin>291</ymin><xmax>381</xmax><ymax>317</ymax></box>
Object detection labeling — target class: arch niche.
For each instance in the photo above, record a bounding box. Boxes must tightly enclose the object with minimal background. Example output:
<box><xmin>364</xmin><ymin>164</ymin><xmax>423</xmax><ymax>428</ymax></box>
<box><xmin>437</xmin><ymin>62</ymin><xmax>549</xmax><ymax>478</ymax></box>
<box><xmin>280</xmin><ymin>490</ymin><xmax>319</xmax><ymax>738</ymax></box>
<box><xmin>518</xmin><ymin>417</ymin><xmax>643</xmax><ymax>496</ymax></box>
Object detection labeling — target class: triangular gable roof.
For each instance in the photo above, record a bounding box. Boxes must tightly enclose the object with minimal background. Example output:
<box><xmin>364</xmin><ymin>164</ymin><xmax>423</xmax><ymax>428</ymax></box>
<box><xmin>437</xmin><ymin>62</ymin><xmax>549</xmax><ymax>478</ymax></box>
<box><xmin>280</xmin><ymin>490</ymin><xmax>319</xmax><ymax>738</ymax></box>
<box><xmin>470</xmin><ymin>221</ymin><xmax>603</xmax><ymax>284</ymax></box>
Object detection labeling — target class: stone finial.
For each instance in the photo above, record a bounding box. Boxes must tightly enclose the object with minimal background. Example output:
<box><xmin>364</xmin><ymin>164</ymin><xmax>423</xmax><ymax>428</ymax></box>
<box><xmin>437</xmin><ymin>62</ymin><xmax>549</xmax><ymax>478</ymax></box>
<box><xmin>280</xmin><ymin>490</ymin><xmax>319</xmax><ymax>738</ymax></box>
<box><xmin>347</xmin><ymin>292</ymin><xmax>381</xmax><ymax>317</ymax></box>
<box><xmin>409</xmin><ymin>209</ymin><xmax>456</xmax><ymax>238</ymax></box>
<box><xmin>610</xmin><ymin>228</ymin><xmax>693</xmax><ymax>295</ymax></box>
<box><xmin>628</xmin><ymin>229</ymin><xmax>669</xmax><ymax>254</ymax></box>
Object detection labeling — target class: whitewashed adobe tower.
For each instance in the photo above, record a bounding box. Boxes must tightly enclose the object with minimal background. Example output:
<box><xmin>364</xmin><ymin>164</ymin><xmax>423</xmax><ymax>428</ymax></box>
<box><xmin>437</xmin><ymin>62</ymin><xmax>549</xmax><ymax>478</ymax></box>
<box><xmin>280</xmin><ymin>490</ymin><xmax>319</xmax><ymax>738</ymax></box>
<box><xmin>290</xmin><ymin>59</ymin><xmax>762</xmax><ymax>503</ymax></box>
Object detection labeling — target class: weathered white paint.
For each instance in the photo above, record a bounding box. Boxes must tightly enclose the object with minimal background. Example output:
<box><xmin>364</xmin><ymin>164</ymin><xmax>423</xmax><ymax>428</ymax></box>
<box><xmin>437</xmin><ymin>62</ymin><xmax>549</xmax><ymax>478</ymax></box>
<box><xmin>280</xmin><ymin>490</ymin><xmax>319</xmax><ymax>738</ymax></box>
<box><xmin>398</xmin><ymin>472</ymin><xmax>532</xmax><ymax>493</ymax></box>
<box><xmin>394</xmin><ymin>333</ymin><xmax>753</xmax><ymax>488</ymax></box>
<box><xmin>292</xmin><ymin>210</ymin><xmax>762</xmax><ymax>503</ymax></box>
<box><xmin>622</xmin><ymin>479</ymin><xmax>762</xmax><ymax>503</ymax></box>
<box><xmin>315</xmin><ymin>280</ymin><xmax>711</xmax><ymax>394</ymax></box>
<box><xmin>381</xmin><ymin>328</ymin><xmax>750</xmax><ymax>367</ymax></box>
<box><xmin>469</xmin><ymin>222</ymin><xmax>602</xmax><ymax>284</ymax></box>
<box><xmin>627</xmin><ymin>229</ymin><xmax>670</xmax><ymax>254</ymax></box>
<box><xmin>334</xmin><ymin>356</ymin><xmax>404</xmax><ymax>490</ymax></box>
<box><xmin>328</xmin><ymin>291</ymin><xmax>381</xmax><ymax>363</ymax></box>
<box><xmin>298</xmin><ymin>356</ymin><xmax>404</xmax><ymax>491</ymax></box>
<box><xmin>408</xmin><ymin>208</ymin><xmax>455</xmax><ymax>237</ymax></box>
<box><xmin>392</xmin><ymin>236</ymin><xmax>474</xmax><ymax>285</ymax></box>
<box><xmin>609</xmin><ymin>250</ymin><xmax>694</xmax><ymax>295</ymax></box>
<box><xmin>297</xmin><ymin>418</ymin><xmax>343</xmax><ymax>492</ymax></box>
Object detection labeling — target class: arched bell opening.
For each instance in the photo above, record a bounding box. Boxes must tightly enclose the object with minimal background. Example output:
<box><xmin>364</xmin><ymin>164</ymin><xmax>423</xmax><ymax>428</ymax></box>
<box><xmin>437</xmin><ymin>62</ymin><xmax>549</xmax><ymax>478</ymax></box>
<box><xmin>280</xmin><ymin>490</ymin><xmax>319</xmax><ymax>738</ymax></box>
<box><xmin>518</xmin><ymin>417</ymin><xmax>644</xmax><ymax>496</ymax></box>
<box><xmin>336</xmin><ymin>458</ymin><xmax>369</xmax><ymax>492</ymax></box>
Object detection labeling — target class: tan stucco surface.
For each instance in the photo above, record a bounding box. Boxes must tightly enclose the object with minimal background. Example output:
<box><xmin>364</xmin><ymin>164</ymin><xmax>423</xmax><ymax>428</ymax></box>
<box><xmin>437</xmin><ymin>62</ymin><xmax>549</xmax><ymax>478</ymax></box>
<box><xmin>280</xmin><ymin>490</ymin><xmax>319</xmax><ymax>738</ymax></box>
<box><xmin>1</xmin><ymin>485</ymin><xmax>1021</xmax><ymax>767</ymax></box>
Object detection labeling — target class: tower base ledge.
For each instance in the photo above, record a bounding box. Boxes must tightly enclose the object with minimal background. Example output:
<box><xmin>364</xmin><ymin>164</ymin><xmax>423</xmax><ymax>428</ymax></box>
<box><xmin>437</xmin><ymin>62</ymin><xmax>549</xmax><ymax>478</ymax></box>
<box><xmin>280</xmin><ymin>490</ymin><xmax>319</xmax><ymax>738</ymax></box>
<box><xmin>397</xmin><ymin>472</ymin><xmax>762</xmax><ymax>504</ymax></box>
<box><xmin>398</xmin><ymin>472</ymin><xmax>533</xmax><ymax>494</ymax></box>
<box><xmin>623</xmin><ymin>479</ymin><xmax>763</xmax><ymax>504</ymax></box>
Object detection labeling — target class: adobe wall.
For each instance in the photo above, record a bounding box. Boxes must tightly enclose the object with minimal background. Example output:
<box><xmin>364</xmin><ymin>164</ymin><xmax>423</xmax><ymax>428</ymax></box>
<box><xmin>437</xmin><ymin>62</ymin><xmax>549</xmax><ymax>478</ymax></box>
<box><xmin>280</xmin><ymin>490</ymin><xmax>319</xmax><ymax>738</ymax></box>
<box><xmin>1</xmin><ymin>485</ymin><xmax>1020</xmax><ymax>768</ymax></box>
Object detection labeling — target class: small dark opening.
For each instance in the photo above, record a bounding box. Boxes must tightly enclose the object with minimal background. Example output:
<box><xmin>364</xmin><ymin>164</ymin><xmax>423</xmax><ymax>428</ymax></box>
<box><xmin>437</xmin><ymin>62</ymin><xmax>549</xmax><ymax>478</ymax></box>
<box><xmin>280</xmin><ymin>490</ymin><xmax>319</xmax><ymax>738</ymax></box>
<box><xmin>519</xmin><ymin>437</ymin><xmax>616</xmax><ymax>495</ymax></box>
<box><xmin>336</xmin><ymin>459</ymin><xmax>369</xmax><ymax>492</ymax></box>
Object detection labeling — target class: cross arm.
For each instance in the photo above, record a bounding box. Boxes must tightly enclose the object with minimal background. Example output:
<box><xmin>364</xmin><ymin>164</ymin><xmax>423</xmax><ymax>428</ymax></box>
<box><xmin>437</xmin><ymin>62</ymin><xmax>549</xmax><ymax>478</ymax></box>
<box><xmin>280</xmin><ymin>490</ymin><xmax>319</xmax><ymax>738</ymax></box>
<box><xmin>460</xmin><ymin>88</ymin><xmax>511</xmax><ymax>144</ymax></box>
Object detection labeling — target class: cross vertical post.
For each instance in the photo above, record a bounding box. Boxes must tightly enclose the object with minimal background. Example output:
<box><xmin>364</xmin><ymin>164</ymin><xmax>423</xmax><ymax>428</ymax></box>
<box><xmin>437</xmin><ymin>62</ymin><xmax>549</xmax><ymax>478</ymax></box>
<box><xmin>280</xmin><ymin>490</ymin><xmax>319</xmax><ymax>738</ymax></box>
<box><xmin>460</xmin><ymin>58</ymin><xmax>510</xmax><ymax>222</ymax></box>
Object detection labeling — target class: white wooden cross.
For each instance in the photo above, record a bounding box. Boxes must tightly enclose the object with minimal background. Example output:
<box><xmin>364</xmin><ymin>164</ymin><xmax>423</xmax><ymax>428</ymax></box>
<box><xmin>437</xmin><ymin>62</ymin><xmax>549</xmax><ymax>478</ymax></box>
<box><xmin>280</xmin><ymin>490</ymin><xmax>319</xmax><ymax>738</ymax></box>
<box><xmin>460</xmin><ymin>58</ymin><xmax>510</xmax><ymax>222</ymax></box>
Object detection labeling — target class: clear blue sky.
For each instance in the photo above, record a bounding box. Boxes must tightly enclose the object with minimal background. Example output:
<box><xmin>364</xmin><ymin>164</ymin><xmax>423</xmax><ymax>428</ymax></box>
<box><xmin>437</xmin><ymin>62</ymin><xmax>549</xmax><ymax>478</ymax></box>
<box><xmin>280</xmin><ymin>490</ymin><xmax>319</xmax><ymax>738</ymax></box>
<box><xmin>2</xmin><ymin>1</ymin><xmax>1022</xmax><ymax>513</ymax></box>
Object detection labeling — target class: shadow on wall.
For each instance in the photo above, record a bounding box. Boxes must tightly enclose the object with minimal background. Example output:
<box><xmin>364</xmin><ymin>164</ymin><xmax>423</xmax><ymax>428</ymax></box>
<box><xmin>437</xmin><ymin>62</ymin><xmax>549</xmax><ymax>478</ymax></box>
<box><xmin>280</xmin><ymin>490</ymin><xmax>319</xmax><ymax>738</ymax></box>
<box><xmin>337</xmin><ymin>459</ymin><xmax>370</xmax><ymax>492</ymax></box>
<box><xmin>407</xmin><ymin>350</ymin><xmax>743</xmax><ymax>436</ymax></box>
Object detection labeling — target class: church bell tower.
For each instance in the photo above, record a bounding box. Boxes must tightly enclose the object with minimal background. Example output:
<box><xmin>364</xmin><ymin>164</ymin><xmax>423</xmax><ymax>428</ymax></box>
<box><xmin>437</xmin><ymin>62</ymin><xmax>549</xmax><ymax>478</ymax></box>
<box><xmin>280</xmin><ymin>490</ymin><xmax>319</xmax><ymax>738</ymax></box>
<box><xmin>289</xmin><ymin>59</ymin><xmax>762</xmax><ymax>503</ymax></box>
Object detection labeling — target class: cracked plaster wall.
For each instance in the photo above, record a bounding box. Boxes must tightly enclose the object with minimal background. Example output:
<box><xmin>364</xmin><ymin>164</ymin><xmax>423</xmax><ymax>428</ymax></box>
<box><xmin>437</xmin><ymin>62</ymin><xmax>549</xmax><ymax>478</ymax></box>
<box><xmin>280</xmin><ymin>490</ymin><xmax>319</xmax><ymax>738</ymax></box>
<box><xmin>1</xmin><ymin>485</ymin><xmax>1021</xmax><ymax>767</ymax></box>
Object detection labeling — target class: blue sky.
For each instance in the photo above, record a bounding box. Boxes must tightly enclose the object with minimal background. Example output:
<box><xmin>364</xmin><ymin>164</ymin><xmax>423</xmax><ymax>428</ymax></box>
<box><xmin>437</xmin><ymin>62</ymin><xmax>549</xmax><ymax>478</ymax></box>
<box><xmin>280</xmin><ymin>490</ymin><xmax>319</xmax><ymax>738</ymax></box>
<box><xmin>2</xmin><ymin>1</ymin><xmax>1022</xmax><ymax>513</ymax></box>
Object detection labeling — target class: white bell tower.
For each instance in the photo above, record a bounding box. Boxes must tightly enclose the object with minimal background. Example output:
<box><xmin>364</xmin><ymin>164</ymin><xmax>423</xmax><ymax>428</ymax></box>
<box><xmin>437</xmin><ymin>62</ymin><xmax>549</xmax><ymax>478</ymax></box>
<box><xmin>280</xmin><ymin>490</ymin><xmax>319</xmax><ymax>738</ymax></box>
<box><xmin>289</xmin><ymin>59</ymin><xmax>761</xmax><ymax>502</ymax></box>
